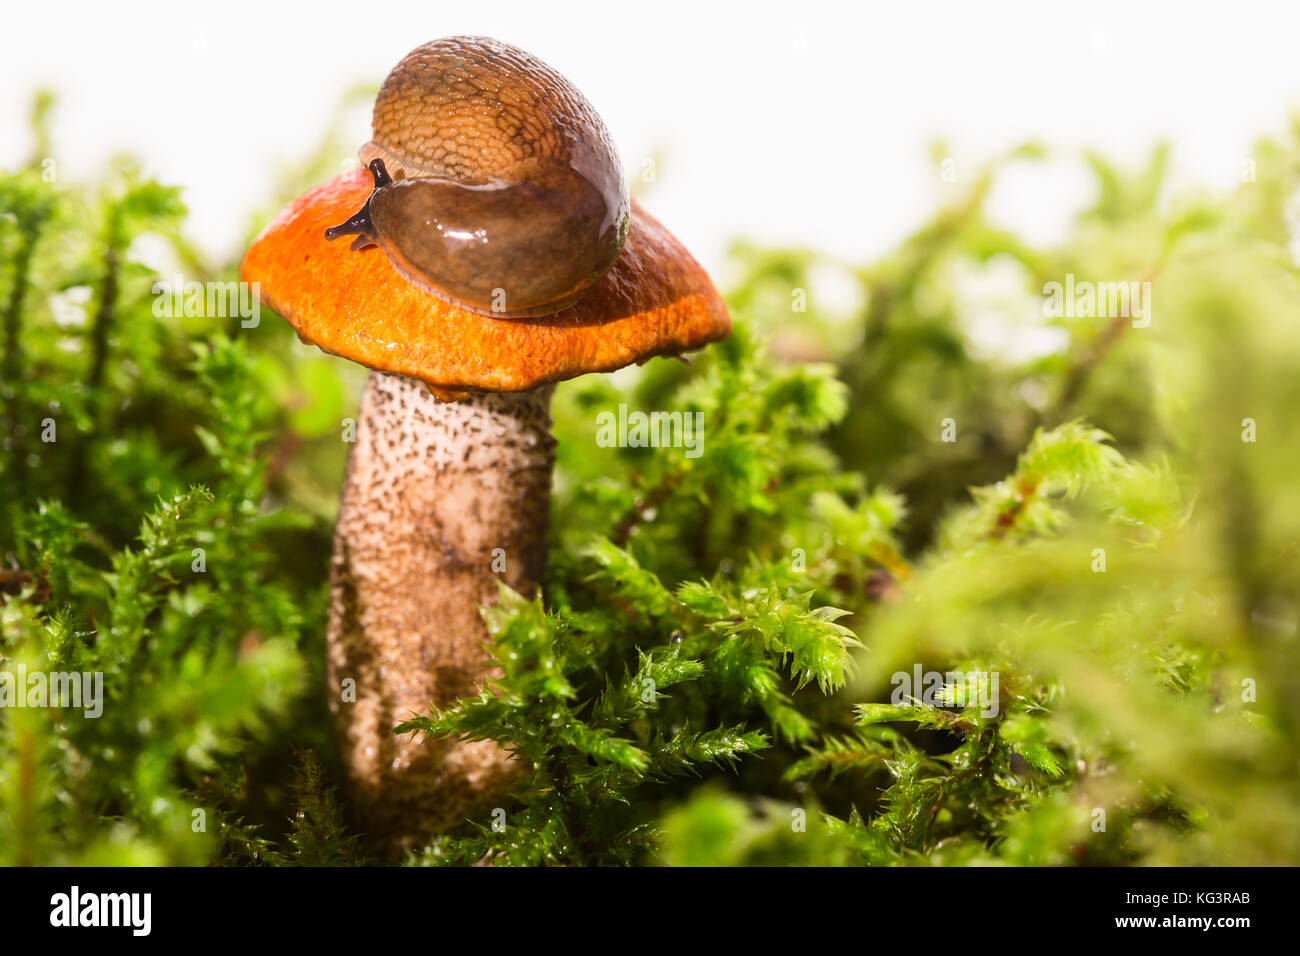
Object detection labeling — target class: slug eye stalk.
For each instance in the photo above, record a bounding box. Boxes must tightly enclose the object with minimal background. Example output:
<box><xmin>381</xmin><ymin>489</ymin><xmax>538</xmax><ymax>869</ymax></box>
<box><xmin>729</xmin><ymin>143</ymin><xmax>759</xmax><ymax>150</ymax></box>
<box><xmin>323</xmin><ymin>159</ymin><xmax>392</xmax><ymax>249</ymax></box>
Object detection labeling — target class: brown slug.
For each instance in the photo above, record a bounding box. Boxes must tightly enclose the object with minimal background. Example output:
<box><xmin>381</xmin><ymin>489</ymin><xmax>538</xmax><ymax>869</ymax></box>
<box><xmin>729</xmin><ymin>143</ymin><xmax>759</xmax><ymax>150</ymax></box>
<box><xmin>326</xmin><ymin>36</ymin><xmax>630</xmax><ymax>318</ymax></box>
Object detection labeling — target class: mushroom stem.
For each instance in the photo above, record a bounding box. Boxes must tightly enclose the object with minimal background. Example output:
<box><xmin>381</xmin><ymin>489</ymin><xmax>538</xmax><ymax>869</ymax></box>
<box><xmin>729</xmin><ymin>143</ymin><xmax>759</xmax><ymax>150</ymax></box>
<box><xmin>326</xmin><ymin>370</ymin><xmax>555</xmax><ymax>855</ymax></box>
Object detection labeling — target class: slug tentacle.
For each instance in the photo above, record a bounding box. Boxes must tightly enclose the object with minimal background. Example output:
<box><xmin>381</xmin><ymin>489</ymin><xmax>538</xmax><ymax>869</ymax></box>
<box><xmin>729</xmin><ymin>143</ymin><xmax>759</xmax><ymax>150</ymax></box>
<box><xmin>324</xmin><ymin>159</ymin><xmax>393</xmax><ymax>248</ymax></box>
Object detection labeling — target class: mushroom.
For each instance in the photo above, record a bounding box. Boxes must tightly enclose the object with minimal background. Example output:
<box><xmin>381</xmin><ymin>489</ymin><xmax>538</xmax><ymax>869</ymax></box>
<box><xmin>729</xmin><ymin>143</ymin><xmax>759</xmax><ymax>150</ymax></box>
<box><xmin>240</xmin><ymin>36</ymin><xmax>730</xmax><ymax>855</ymax></box>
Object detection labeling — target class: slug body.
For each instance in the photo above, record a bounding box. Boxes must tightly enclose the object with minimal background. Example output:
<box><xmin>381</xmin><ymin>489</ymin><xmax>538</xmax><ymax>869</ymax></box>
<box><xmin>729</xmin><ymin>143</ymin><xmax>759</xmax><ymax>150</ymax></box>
<box><xmin>327</xmin><ymin>36</ymin><xmax>630</xmax><ymax>318</ymax></box>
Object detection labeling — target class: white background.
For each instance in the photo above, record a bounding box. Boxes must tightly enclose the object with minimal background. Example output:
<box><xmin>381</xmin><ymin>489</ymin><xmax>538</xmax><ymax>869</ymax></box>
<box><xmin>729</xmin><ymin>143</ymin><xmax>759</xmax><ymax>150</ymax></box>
<box><xmin>3</xmin><ymin>0</ymin><xmax>1298</xmax><ymax>277</ymax></box>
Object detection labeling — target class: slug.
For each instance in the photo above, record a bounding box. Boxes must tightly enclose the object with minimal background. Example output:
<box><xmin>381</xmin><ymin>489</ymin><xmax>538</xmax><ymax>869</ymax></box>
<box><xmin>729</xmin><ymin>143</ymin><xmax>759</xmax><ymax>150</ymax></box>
<box><xmin>325</xmin><ymin>36</ymin><xmax>631</xmax><ymax>318</ymax></box>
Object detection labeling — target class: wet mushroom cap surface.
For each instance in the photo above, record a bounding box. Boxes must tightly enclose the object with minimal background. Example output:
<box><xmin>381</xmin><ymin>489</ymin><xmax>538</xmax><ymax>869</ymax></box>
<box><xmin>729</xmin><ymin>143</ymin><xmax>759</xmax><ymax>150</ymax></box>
<box><xmin>240</xmin><ymin>165</ymin><xmax>731</xmax><ymax>393</ymax></box>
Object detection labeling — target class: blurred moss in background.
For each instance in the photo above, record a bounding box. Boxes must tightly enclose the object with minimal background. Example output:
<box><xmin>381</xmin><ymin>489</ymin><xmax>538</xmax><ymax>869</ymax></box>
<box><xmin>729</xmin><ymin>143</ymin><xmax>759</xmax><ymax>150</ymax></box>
<box><xmin>1</xmin><ymin>90</ymin><xmax>1297</xmax><ymax>865</ymax></box>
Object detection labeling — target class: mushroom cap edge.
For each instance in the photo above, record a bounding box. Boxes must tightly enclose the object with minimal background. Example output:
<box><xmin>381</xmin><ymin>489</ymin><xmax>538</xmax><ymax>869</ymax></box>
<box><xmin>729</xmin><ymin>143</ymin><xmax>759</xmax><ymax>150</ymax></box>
<box><xmin>239</xmin><ymin>166</ymin><xmax>731</xmax><ymax>394</ymax></box>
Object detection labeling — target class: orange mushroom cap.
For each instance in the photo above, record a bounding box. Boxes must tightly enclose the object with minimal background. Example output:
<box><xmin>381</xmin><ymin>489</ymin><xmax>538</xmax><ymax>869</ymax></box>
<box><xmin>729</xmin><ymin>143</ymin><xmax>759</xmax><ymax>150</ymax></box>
<box><xmin>240</xmin><ymin>166</ymin><xmax>731</xmax><ymax>394</ymax></box>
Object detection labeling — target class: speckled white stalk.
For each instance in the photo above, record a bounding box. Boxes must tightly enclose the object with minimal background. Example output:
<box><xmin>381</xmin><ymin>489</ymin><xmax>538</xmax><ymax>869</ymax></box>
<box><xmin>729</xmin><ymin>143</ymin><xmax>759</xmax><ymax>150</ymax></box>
<box><xmin>326</xmin><ymin>371</ymin><xmax>555</xmax><ymax>855</ymax></box>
